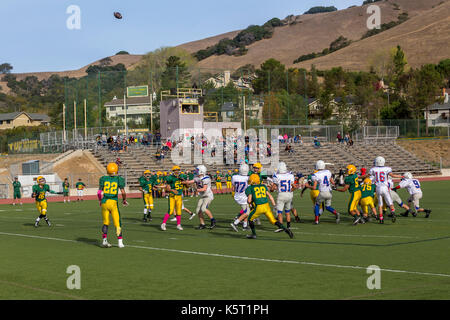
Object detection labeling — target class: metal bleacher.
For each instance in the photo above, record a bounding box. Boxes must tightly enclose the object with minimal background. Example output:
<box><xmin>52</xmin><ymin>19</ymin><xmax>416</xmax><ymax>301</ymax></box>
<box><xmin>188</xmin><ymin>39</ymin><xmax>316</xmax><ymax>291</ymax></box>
<box><xmin>90</xmin><ymin>140</ymin><xmax>441</xmax><ymax>190</ymax></box>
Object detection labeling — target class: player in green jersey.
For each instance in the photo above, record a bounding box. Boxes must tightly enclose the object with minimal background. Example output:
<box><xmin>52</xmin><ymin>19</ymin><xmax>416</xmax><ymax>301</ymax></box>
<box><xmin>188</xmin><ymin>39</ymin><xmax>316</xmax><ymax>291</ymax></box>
<box><xmin>98</xmin><ymin>163</ymin><xmax>127</xmax><ymax>248</ymax></box>
<box><xmin>12</xmin><ymin>177</ymin><xmax>22</xmax><ymax>205</ymax></box>
<box><xmin>32</xmin><ymin>176</ymin><xmax>59</xmax><ymax>227</ymax></box>
<box><xmin>139</xmin><ymin>170</ymin><xmax>156</xmax><ymax>222</ymax></box>
<box><xmin>62</xmin><ymin>178</ymin><xmax>70</xmax><ymax>203</ymax></box>
<box><xmin>336</xmin><ymin>164</ymin><xmax>363</xmax><ymax>225</ymax></box>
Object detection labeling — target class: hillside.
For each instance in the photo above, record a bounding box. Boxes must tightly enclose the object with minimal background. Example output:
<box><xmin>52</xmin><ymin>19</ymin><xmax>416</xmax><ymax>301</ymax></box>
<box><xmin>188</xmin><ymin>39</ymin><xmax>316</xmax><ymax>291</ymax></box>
<box><xmin>11</xmin><ymin>54</ymin><xmax>143</xmax><ymax>81</ymax></box>
<box><xmin>178</xmin><ymin>0</ymin><xmax>449</xmax><ymax>70</ymax></box>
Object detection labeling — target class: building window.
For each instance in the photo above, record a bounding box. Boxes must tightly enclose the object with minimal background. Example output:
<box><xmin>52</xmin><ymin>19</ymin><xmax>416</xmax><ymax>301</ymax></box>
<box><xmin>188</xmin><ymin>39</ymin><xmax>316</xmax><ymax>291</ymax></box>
<box><xmin>226</xmin><ymin>111</ymin><xmax>234</xmax><ymax>117</ymax></box>
<box><xmin>430</xmin><ymin>110</ymin><xmax>438</xmax><ymax>114</ymax></box>
<box><xmin>6</xmin><ymin>120</ymin><xmax>10</xmax><ymax>124</ymax></box>
<box><xmin>110</xmin><ymin>106</ymin><xmax>116</xmax><ymax>111</ymax></box>
<box><xmin>181</xmin><ymin>104</ymin><xmax>199</xmax><ymax>114</ymax></box>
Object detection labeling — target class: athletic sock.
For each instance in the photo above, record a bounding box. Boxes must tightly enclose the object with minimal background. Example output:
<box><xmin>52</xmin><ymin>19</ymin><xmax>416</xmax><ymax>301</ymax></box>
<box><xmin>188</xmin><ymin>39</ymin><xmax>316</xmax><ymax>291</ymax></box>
<box><xmin>325</xmin><ymin>206</ymin><xmax>337</xmax><ymax>215</ymax></box>
<box><xmin>102</xmin><ymin>225</ymin><xmax>108</xmax><ymax>238</ymax></box>
<box><xmin>162</xmin><ymin>213</ymin><xmax>170</xmax><ymax>224</ymax></box>
<box><xmin>233</xmin><ymin>219</ymin><xmax>240</xmax><ymax>225</ymax></box>
<box><xmin>176</xmin><ymin>215</ymin><xmax>181</xmax><ymax>225</ymax></box>
<box><xmin>249</xmin><ymin>221</ymin><xmax>256</xmax><ymax>235</ymax></box>
<box><xmin>287</xmin><ymin>221</ymin><xmax>291</xmax><ymax>229</ymax></box>
<box><xmin>275</xmin><ymin>221</ymin><xmax>286</xmax><ymax>230</ymax></box>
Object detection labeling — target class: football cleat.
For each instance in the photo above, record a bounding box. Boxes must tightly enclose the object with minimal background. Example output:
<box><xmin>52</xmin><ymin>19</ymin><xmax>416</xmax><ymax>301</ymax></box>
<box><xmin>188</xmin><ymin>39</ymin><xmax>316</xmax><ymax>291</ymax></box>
<box><xmin>34</xmin><ymin>220</ymin><xmax>39</xmax><ymax>228</ymax></box>
<box><xmin>400</xmin><ymin>211</ymin><xmax>409</xmax><ymax>217</ymax></box>
<box><xmin>335</xmin><ymin>212</ymin><xmax>340</xmax><ymax>224</ymax></box>
<box><xmin>143</xmin><ymin>217</ymin><xmax>148</xmax><ymax>222</ymax></box>
<box><xmin>295</xmin><ymin>216</ymin><xmax>301</xmax><ymax>223</ymax></box>
<box><xmin>352</xmin><ymin>216</ymin><xmax>361</xmax><ymax>225</ymax></box>
<box><xmin>189</xmin><ymin>213</ymin><xmax>196</xmax><ymax>220</ymax></box>
<box><xmin>246</xmin><ymin>234</ymin><xmax>257</xmax><ymax>239</ymax></box>
<box><xmin>391</xmin><ymin>213</ymin><xmax>397</xmax><ymax>223</ymax></box>
<box><xmin>45</xmin><ymin>219</ymin><xmax>51</xmax><ymax>227</ymax></box>
<box><xmin>313</xmin><ymin>221</ymin><xmax>319</xmax><ymax>225</ymax></box>
<box><xmin>230</xmin><ymin>223</ymin><xmax>239</xmax><ymax>232</ymax></box>
<box><xmin>118</xmin><ymin>242</ymin><xmax>125</xmax><ymax>248</ymax></box>
<box><xmin>285</xmin><ymin>228</ymin><xmax>294</xmax><ymax>239</ymax></box>
<box><xmin>161</xmin><ymin>223</ymin><xmax>166</xmax><ymax>231</ymax></box>
<box><xmin>196</xmin><ymin>224</ymin><xmax>206</xmax><ymax>230</ymax></box>
<box><xmin>425</xmin><ymin>209</ymin><xmax>432</xmax><ymax>218</ymax></box>
<box><xmin>102</xmin><ymin>241</ymin><xmax>112</xmax><ymax>248</ymax></box>
<box><xmin>176</xmin><ymin>224</ymin><xmax>183</xmax><ymax>231</ymax></box>
<box><xmin>379</xmin><ymin>218</ymin><xmax>384</xmax><ymax>224</ymax></box>
<box><xmin>170</xmin><ymin>217</ymin><xmax>177</xmax><ymax>222</ymax></box>
<box><xmin>209</xmin><ymin>220</ymin><xmax>217</xmax><ymax>229</ymax></box>
<box><xmin>274</xmin><ymin>228</ymin><xmax>284</xmax><ymax>233</ymax></box>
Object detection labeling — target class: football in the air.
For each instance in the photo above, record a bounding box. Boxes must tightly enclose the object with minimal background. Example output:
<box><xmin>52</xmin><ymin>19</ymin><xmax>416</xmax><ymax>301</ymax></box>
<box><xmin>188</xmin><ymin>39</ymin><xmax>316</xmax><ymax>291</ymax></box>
<box><xmin>114</xmin><ymin>12</ymin><xmax>122</xmax><ymax>19</ymax></box>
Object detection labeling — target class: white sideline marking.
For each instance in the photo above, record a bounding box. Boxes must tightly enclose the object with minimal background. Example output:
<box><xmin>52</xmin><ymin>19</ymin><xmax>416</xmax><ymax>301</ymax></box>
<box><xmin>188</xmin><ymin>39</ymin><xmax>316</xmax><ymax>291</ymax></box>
<box><xmin>0</xmin><ymin>232</ymin><xmax>449</xmax><ymax>279</ymax></box>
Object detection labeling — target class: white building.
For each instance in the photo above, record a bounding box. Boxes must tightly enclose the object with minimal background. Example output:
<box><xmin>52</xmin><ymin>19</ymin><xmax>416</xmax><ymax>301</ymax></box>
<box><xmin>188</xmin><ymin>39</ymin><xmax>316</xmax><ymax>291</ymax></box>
<box><xmin>424</xmin><ymin>89</ymin><xmax>450</xmax><ymax>127</ymax></box>
<box><xmin>104</xmin><ymin>96</ymin><xmax>152</xmax><ymax>125</ymax></box>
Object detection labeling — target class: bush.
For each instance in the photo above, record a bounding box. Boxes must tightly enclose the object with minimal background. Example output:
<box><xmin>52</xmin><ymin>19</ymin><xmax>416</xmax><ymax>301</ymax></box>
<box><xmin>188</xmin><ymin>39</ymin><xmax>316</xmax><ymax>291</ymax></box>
<box><xmin>304</xmin><ymin>6</ymin><xmax>337</xmax><ymax>14</ymax></box>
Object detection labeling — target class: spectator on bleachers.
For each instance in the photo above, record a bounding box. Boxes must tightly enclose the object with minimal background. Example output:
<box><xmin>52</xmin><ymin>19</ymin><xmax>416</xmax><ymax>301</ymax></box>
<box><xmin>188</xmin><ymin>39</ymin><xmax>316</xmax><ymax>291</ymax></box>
<box><xmin>313</xmin><ymin>136</ymin><xmax>321</xmax><ymax>148</ymax></box>
<box><xmin>267</xmin><ymin>143</ymin><xmax>272</xmax><ymax>157</ymax></box>
<box><xmin>285</xmin><ymin>144</ymin><xmax>294</xmax><ymax>154</ymax></box>
<box><xmin>337</xmin><ymin>132</ymin><xmax>343</xmax><ymax>143</ymax></box>
<box><xmin>344</xmin><ymin>133</ymin><xmax>350</xmax><ymax>144</ymax></box>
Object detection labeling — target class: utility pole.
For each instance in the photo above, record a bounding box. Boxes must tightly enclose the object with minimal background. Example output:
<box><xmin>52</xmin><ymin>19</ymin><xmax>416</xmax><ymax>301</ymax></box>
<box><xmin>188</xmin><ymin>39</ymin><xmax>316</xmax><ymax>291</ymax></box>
<box><xmin>84</xmin><ymin>99</ymin><xmax>87</xmax><ymax>140</ymax></box>
<box><xmin>124</xmin><ymin>94</ymin><xmax>128</xmax><ymax>137</ymax></box>
<box><xmin>243</xmin><ymin>95</ymin><xmax>247</xmax><ymax>132</ymax></box>
<box><xmin>63</xmin><ymin>103</ymin><xmax>66</xmax><ymax>142</ymax></box>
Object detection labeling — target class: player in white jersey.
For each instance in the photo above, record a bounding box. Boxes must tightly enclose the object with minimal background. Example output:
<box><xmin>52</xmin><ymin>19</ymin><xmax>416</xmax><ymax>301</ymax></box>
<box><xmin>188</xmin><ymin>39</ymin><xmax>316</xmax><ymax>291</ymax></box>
<box><xmin>386</xmin><ymin>177</ymin><xmax>411</xmax><ymax>217</ymax></box>
<box><xmin>271</xmin><ymin>162</ymin><xmax>296</xmax><ymax>232</ymax></box>
<box><xmin>369</xmin><ymin>156</ymin><xmax>403</xmax><ymax>222</ymax></box>
<box><xmin>184</xmin><ymin>165</ymin><xmax>217</xmax><ymax>229</ymax></box>
<box><xmin>393</xmin><ymin>172</ymin><xmax>432</xmax><ymax>218</ymax></box>
<box><xmin>311</xmin><ymin>160</ymin><xmax>340</xmax><ymax>225</ymax></box>
<box><xmin>230</xmin><ymin>164</ymin><xmax>250</xmax><ymax>231</ymax></box>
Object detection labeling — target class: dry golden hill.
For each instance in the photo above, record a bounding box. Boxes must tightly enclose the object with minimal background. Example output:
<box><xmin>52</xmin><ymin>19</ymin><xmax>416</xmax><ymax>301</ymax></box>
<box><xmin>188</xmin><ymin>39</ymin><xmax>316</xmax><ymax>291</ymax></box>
<box><xmin>177</xmin><ymin>0</ymin><xmax>448</xmax><ymax>70</ymax></box>
<box><xmin>12</xmin><ymin>54</ymin><xmax>143</xmax><ymax>81</ymax></box>
<box><xmin>398</xmin><ymin>139</ymin><xmax>450</xmax><ymax>168</ymax></box>
<box><xmin>297</xmin><ymin>0</ymin><xmax>450</xmax><ymax>71</ymax></box>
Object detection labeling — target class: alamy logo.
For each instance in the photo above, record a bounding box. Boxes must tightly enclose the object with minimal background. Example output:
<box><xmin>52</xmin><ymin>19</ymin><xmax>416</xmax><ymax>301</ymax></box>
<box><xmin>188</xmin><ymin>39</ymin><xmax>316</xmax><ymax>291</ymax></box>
<box><xmin>66</xmin><ymin>265</ymin><xmax>81</xmax><ymax>289</ymax></box>
<box><xmin>366</xmin><ymin>265</ymin><xmax>381</xmax><ymax>290</ymax></box>
<box><xmin>66</xmin><ymin>5</ymin><xmax>81</xmax><ymax>30</ymax></box>
<box><xmin>366</xmin><ymin>5</ymin><xmax>381</xmax><ymax>30</ymax></box>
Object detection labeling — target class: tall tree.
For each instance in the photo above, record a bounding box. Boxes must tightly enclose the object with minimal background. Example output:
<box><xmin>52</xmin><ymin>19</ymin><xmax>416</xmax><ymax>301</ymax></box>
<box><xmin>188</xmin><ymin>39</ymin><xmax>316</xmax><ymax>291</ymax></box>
<box><xmin>0</xmin><ymin>63</ymin><xmax>13</xmax><ymax>74</ymax></box>
<box><xmin>161</xmin><ymin>56</ymin><xmax>191</xmax><ymax>90</ymax></box>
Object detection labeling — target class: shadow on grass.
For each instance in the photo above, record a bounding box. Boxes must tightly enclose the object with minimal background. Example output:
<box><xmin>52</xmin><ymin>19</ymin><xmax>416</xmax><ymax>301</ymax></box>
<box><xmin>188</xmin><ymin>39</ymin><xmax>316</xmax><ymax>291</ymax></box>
<box><xmin>76</xmin><ymin>237</ymin><xmax>101</xmax><ymax>247</ymax></box>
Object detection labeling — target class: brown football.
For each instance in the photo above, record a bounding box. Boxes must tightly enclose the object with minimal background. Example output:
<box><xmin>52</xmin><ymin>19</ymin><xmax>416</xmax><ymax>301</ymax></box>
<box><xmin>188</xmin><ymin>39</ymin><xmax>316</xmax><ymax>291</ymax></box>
<box><xmin>114</xmin><ymin>12</ymin><xmax>122</xmax><ymax>19</ymax></box>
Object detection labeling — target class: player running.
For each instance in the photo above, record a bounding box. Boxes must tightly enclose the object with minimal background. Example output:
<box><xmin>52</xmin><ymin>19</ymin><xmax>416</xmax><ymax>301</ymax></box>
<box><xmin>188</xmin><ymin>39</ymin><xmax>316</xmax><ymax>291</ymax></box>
<box><xmin>32</xmin><ymin>176</ymin><xmax>60</xmax><ymax>227</ymax></box>
<box><xmin>230</xmin><ymin>163</ymin><xmax>250</xmax><ymax>231</ymax></box>
<box><xmin>271</xmin><ymin>162</ymin><xmax>296</xmax><ymax>232</ymax></box>
<box><xmin>301</xmin><ymin>170</ymin><xmax>324</xmax><ymax>217</ymax></box>
<box><xmin>139</xmin><ymin>170</ymin><xmax>155</xmax><ymax>222</ymax></box>
<box><xmin>231</xmin><ymin>174</ymin><xmax>293</xmax><ymax>239</ymax></box>
<box><xmin>393</xmin><ymin>172</ymin><xmax>432</xmax><ymax>218</ymax></box>
<box><xmin>336</xmin><ymin>164</ymin><xmax>363</xmax><ymax>225</ymax></box>
<box><xmin>184</xmin><ymin>165</ymin><xmax>217</xmax><ymax>229</ymax></box>
<box><xmin>387</xmin><ymin>177</ymin><xmax>412</xmax><ymax>217</ymax></box>
<box><xmin>98</xmin><ymin>163</ymin><xmax>128</xmax><ymax>248</ymax></box>
<box><xmin>311</xmin><ymin>160</ymin><xmax>340</xmax><ymax>225</ymax></box>
<box><xmin>369</xmin><ymin>156</ymin><xmax>403</xmax><ymax>223</ymax></box>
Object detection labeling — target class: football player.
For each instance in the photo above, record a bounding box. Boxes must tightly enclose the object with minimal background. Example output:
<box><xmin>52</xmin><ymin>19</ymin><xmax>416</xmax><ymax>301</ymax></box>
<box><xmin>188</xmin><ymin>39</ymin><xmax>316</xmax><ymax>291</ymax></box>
<box><xmin>393</xmin><ymin>172</ymin><xmax>432</xmax><ymax>218</ymax></box>
<box><xmin>231</xmin><ymin>174</ymin><xmax>293</xmax><ymax>239</ymax></box>
<box><xmin>32</xmin><ymin>176</ymin><xmax>60</xmax><ymax>227</ymax></box>
<box><xmin>271</xmin><ymin>162</ymin><xmax>297</xmax><ymax>232</ymax></box>
<box><xmin>98</xmin><ymin>163</ymin><xmax>128</xmax><ymax>248</ymax></box>
<box><xmin>62</xmin><ymin>178</ymin><xmax>70</xmax><ymax>203</ymax></box>
<box><xmin>225</xmin><ymin>170</ymin><xmax>233</xmax><ymax>191</ymax></box>
<box><xmin>139</xmin><ymin>170</ymin><xmax>155</xmax><ymax>222</ymax></box>
<box><xmin>301</xmin><ymin>170</ymin><xmax>324</xmax><ymax>217</ymax></box>
<box><xmin>311</xmin><ymin>160</ymin><xmax>340</xmax><ymax>225</ymax></box>
<box><xmin>215</xmin><ymin>171</ymin><xmax>223</xmax><ymax>192</ymax></box>
<box><xmin>336</xmin><ymin>164</ymin><xmax>363</xmax><ymax>225</ymax></box>
<box><xmin>160</xmin><ymin>166</ymin><xmax>187</xmax><ymax>231</ymax></box>
<box><xmin>184</xmin><ymin>165</ymin><xmax>217</xmax><ymax>229</ymax></box>
<box><xmin>12</xmin><ymin>177</ymin><xmax>22</xmax><ymax>206</ymax></box>
<box><xmin>359</xmin><ymin>178</ymin><xmax>379</xmax><ymax>222</ymax></box>
<box><xmin>369</xmin><ymin>156</ymin><xmax>403</xmax><ymax>223</ymax></box>
<box><xmin>230</xmin><ymin>163</ymin><xmax>250</xmax><ymax>231</ymax></box>
<box><xmin>75</xmin><ymin>178</ymin><xmax>86</xmax><ymax>201</ymax></box>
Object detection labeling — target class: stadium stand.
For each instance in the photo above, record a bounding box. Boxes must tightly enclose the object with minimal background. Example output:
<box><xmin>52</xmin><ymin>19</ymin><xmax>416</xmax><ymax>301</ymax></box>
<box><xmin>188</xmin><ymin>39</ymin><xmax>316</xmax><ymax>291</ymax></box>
<box><xmin>91</xmin><ymin>141</ymin><xmax>441</xmax><ymax>190</ymax></box>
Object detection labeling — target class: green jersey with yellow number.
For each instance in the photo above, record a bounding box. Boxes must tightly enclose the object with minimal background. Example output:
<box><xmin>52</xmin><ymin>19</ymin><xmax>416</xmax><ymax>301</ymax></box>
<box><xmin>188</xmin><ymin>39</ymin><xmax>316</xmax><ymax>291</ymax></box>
<box><xmin>165</xmin><ymin>174</ymin><xmax>187</xmax><ymax>196</ymax></box>
<box><xmin>226</xmin><ymin>174</ymin><xmax>232</xmax><ymax>182</ymax></box>
<box><xmin>245</xmin><ymin>184</ymin><xmax>269</xmax><ymax>206</ymax></box>
<box><xmin>344</xmin><ymin>173</ymin><xmax>361</xmax><ymax>193</ymax></box>
<box><xmin>139</xmin><ymin>176</ymin><xmax>155</xmax><ymax>193</ymax></box>
<box><xmin>32</xmin><ymin>184</ymin><xmax>54</xmax><ymax>202</ymax></box>
<box><xmin>307</xmin><ymin>174</ymin><xmax>318</xmax><ymax>190</ymax></box>
<box><xmin>99</xmin><ymin>175</ymin><xmax>125</xmax><ymax>203</ymax></box>
<box><xmin>361</xmin><ymin>182</ymin><xmax>375</xmax><ymax>198</ymax></box>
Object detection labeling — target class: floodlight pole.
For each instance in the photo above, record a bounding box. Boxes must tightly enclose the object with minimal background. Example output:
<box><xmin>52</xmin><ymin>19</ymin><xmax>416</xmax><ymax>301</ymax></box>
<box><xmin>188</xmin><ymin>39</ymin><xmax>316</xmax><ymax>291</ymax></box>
<box><xmin>63</xmin><ymin>103</ymin><xmax>66</xmax><ymax>142</ymax></box>
<box><xmin>124</xmin><ymin>94</ymin><xmax>128</xmax><ymax>137</ymax></box>
<box><xmin>84</xmin><ymin>99</ymin><xmax>87</xmax><ymax>140</ymax></box>
<box><xmin>243</xmin><ymin>95</ymin><xmax>247</xmax><ymax>133</ymax></box>
<box><xmin>74</xmin><ymin>100</ymin><xmax>77</xmax><ymax>131</ymax></box>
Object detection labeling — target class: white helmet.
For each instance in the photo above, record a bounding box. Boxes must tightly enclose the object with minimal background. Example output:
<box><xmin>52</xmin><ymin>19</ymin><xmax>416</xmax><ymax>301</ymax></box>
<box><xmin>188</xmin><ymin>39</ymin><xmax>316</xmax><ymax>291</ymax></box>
<box><xmin>403</xmin><ymin>172</ymin><xmax>413</xmax><ymax>179</ymax></box>
<box><xmin>239</xmin><ymin>163</ymin><xmax>249</xmax><ymax>176</ymax></box>
<box><xmin>196</xmin><ymin>165</ymin><xmax>207</xmax><ymax>176</ymax></box>
<box><xmin>315</xmin><ymin>160</ymin><xmax>325</xmax><ymax>170</ymax></box>
<box><xmin>277</xmin><ymin>162</ymin><xmax>287</xmax><ymax>174</ymax></box>
<box><xmin>374</xmin><ymin>156</ymin><xmax>385</xmax><ymax>167</ymax></box>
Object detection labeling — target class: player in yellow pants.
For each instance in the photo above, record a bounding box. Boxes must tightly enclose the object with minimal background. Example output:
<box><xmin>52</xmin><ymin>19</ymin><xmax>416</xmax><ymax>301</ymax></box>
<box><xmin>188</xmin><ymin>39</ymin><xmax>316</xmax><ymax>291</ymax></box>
<box><xmin>33</xmin><ymin>176</ymin><xmax>59</xmax><ymax>227</ymax></box>
<box><xmin>98</xmin><ymin>163</ymin><xmax>128</xmax><ymax>248</ymax></box>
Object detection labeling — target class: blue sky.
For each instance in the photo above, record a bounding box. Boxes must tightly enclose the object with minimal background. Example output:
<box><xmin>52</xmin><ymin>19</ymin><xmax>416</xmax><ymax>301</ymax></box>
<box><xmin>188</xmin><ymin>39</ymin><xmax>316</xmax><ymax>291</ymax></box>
<box><xmin>0</xmin><ymin>0</ymin><xmax>361</xmax><ymax>73</ymax></box>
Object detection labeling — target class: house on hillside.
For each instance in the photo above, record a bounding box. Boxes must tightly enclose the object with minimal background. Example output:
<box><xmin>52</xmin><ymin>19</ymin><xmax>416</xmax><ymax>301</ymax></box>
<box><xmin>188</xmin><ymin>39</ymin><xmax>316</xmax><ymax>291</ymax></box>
<box><xmin>104</xmin><ymin>96</ymin><xmax>152</xmax><ymax>125</ymax></box>
<box><xmin>220</xmin><ymin>99</ymin><xmax>263</xmax><ymax>124</ymax></box>
<box><xmin>424</xmin><ymin>88</ymin><xmax>450</xmax><ymax>127</ymax></box>
<box><xmin>204</xmin><ymin>70</ymin><xmax>254</xmax><ymax>91</ymax></box>
<box><xmin>308</xmin><ymin>96</ymin><xmax>359</xmax><ymax>119</ymax></box>
<box><xmin>0</xmin><ymin>112</ymin><xmax>50</xmax><ymax>130</ymax></box>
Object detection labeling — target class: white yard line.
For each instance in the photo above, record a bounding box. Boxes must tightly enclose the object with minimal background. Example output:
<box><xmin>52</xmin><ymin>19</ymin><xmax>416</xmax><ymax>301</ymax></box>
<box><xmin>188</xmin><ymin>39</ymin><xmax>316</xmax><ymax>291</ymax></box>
<box><xmin>0</xmin><ymin>232</ymin><xmax>449</xmax><ymax>279</ymax></box>
<box><xmin>0</xmin><ymin>279</ymin><xmax>84</xmax><ymax>300</ymax></box>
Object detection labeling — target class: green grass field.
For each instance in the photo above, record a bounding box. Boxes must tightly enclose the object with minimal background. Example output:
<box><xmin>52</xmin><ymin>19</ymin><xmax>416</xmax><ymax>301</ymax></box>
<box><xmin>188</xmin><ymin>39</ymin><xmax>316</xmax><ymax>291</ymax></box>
<box><xmin>0</xmin><ymin>180</ymin><xmax>449</xmax><ymax>300</ymax></box>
